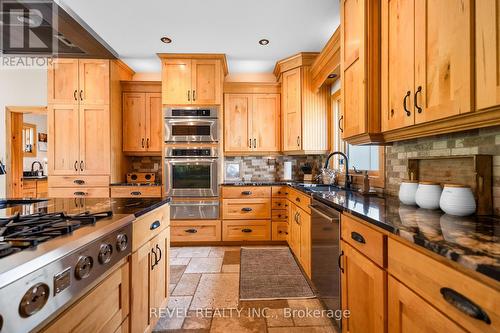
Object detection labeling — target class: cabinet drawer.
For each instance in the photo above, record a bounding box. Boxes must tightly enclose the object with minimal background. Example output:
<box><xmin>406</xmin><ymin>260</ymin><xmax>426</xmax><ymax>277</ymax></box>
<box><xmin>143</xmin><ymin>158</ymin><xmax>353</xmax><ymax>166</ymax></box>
<box><xmin>132</xmin><ymin>205</ymin><xmax>170</xmax><ymax>251</ymax></box>
<box><xmin>388</xmin><ymin>238</ymin><xmax>499</xmax><ymax>333</ymax></box>
<box><xmin>222</xmin><ymin>198</ymin><xmax>271</xmax><ymax>219</ymax></box>
<box><xmin>48</xmin><ymin>187</ymin><xmax>110</xmax><ymax>198</ymax></box>
<box><xmin>23</xmin><ymin>180</ymin><xmax>36</xmax><ymax>189</ymax></box>
<box><xmin>272</xmin><ymin>222</ymin><xmax>288</xmax><ymax>241</ymax></box>
<box><xmin>37</xmin><ymin>180</ymin><xmax>48</xmax><ymax>194</ymax></box>
<box><xmin>341</xmin><ymin>214</ymin><xmax>385</xmax><ymax>267</ymax></box>
<box><xmin>272</xmin><ymin>209</ymin><xmax>288</xmax><ymax>221</ymax></box>
<box><xmin>171</xmin><ymin>220</ymin><xmax>221</xmax><ymax>242</ymax></box>
<box><xmin>222</xmin><ymin>220</ymin><xmax>271</xmax><ymax>241</ymax></box>
<box><xmin>287</xmin><ymin>188</ymin><xmax>311</xmax><ymax>213</ymax></box>
<box><xmin>222</xmin><ymin>186</ymin><xmax>271</xmax><ymax>199</ymax></box>
<box><xmin>272</xmin><ymin>186</ymin><xmax>289</xmax><ymax>198</ymax></box>
<box><xmin>272</xmin><ymin>198</ymin><xmax>289</xmax><ymax>210</ymax></box>
<box><xmin>49</xmin><ymin>175</ymin><xmax>110</xmax><ymax>187</ymax></box>
<box><xmin>111</xmin><ymin>186</ymin><xmax>161</xmax><ymax>198</ymax></box>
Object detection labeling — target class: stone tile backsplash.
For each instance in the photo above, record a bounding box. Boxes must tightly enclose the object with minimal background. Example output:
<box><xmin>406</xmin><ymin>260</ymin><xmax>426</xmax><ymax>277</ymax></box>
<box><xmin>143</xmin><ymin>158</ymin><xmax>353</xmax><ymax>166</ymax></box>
<box><xmin>129</xmin><ymin>156</ymin><xmax>162</xmax><ymax>182</ymax></box>
<box><xmin>385</xmin><ymin>126</ymin><xmax>500</xmax><ymax>215</ymax></box>
<box><xmin>224</xmin><ymin>155</ymin><xmax>326</xmax><ymax>182</ymax></box>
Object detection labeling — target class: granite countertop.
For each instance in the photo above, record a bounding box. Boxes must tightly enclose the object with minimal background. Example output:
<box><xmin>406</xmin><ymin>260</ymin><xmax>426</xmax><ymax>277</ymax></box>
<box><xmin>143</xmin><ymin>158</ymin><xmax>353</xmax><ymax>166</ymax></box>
<box><xmin>110</xmin><ymin>182</ymin><xmax>162</xmax><ymax>187</ymax></box>
<box><xmin>294</xmin><ymin>185</ymin><xmax>499</xmax><ymax>282</ymax></box>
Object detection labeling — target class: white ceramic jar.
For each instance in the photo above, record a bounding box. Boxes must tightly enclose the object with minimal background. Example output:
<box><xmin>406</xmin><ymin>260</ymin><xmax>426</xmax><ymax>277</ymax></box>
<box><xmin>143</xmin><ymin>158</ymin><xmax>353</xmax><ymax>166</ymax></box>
<box><xmin>439</xmin><ymin>184</ymin><xmax>476</xmax><ymax>216</ymax></box>
<box><xmin>415</xmin><ymin>182</ymin><xmax>442</xmax><ymax>210</ymax></box>
<box><xmin>398</xmin><ymin>180</ymin><xmax>419</xmax><ymax>205</ymax></box>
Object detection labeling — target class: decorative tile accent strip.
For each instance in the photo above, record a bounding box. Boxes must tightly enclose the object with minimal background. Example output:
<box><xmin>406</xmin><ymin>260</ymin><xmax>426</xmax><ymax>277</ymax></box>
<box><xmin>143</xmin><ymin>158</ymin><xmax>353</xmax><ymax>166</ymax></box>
<box><xmin>385</xmin><ymin>126</ymin><xmax>500</xmax><ymax>215</ymax></box>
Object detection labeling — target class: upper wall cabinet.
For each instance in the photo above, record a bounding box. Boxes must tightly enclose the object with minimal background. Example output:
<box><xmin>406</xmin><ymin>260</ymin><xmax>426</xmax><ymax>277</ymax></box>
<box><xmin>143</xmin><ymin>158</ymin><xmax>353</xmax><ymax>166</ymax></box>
<box><xmin>476</xmin><ymin>0</ymin><xmax>500</xmax><ymax>111</ymax></box>
<box><xmin>340</xmin><ymin>0</ymin><xmax>382</xmax><ymax>144</ymax></box>
<box><xmin>274</xmin><ymin>53</ymin><xmax>330</xmax><ymax>154</ymax></box>
<box><xmin>48</xmin><ymin>59</ymin><xmax>110</xmax><ymax>105</ymax></box>
<box><xmin>160</xmin><ymin>55</ymin><xmax>227</xmax><ymax>105</ymax></box>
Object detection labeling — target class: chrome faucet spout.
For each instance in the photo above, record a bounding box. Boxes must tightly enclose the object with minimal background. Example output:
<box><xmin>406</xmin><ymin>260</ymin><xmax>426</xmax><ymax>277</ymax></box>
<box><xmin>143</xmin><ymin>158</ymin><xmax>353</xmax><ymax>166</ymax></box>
<box><xmin>324</xmin><ymin>151</ymin><xmax>351</xmax><ymax>189</ymax></box>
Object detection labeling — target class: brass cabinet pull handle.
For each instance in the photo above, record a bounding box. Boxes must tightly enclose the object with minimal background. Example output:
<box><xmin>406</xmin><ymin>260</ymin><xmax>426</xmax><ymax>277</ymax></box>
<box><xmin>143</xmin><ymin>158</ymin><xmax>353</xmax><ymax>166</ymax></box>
<box><xmin>187</xmin><ymin>90</ymin><xmax>191</xmax><ymax>101</ymax></box>
<box><xmin>414</xmin><ymin>86</ymin><xmax>422</xmax><ymax>113</ymax></box>
<box><xmin>440</xmin><ymin>288</ymin><xmax>491</xmax><ymax>324</ymax></box>
<box><xmin>79</xmin><ymin>90</ymin><xmax>83</xmax><ymax>101</ymax></box>
<box><xmin>185</xmin><ymin>228</ymin><xmax>198</xmax><ymax>234</ymax></box>
<box><xmin>131</xmin><ymin>191</ymin><xmax>142</xmax><ymax>196</ymax></box>
<box><xmin>403</xmin><ymin>90</ymin><xmax>411</xmax><ymax>116</ymax></box>
<box><xmin>193</xmin><ymin>90</ymin><xmax>196</xmax><ymax>101</ymax></box>
<box><xmin>241</xmin><ymin>228</ymin><xmax>252</xmax><ymax>233</ymax></box>
<box><xmin>338</xmin><ymin>115</ymin><xmax>344</xmax><ymax>133</ymax></box>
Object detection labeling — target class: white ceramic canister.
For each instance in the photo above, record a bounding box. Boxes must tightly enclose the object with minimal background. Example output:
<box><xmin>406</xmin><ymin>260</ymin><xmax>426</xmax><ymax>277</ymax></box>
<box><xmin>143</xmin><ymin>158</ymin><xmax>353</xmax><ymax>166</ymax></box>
<box><xmin>398</xmin><ymin>180</ymin><xmax>419</xmax><ymax>205</ymax></box>
<box><xmin>415</xmin><ymin>182</ymin><xmax>442</xmax><ymax>210</ymax></box>
<box><xmin>439</xmin><ymin>184</ymin><xmax>476</xmax><ymax>216</ymax></box>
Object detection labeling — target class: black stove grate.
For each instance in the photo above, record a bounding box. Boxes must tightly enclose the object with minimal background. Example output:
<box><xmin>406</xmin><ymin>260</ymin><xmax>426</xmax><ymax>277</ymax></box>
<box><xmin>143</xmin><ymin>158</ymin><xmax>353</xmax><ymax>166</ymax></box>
<box><xmin>0</xmin><ymin>211</ymin><xmax>113</xmax><ymax>258</ymax></box>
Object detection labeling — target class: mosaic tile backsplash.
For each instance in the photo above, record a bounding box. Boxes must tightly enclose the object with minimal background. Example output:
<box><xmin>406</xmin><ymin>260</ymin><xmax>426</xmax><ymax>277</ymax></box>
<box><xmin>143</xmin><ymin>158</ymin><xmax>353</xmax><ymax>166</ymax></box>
<box><xmin>224</xmin><ymin>155</ymin><xmax>327</xmax><ymax>182</ymax></box>
<box><xmin>385</xmin><ymin>126</ymin><xmax>500</xmax><ymax>215</ymax></box>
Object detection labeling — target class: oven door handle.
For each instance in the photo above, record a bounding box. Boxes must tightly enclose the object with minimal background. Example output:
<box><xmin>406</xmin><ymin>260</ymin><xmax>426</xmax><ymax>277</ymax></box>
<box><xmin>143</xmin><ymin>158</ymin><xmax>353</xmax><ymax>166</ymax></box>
<box><xmin>309</xmin><ymin>205</ymin><xmax>337</xmax><ymax>223</ymax></box>
<box><xmin>165</xmin><ymin>158</ymin><xmax>218</xmax><ymax>163</ymax></box>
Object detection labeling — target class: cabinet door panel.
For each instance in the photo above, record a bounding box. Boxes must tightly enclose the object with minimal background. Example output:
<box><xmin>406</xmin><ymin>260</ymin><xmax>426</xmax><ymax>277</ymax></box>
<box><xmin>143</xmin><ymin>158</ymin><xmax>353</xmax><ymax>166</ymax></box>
<box><xmin>150</xmin><ymin>229</ymin><xmax>168</xmax><ymax>313</ymax></box>
<box><xmin>414</xmin><ymin>0</ymin><xmax>473</xmax><ymax>123</ymax></box>
<box><xmin>342</xmin><ymin>60</ymin><xmax>365</xmax><ymax>138</ymax></box>
<box><xmin>162</xmin><ymin>59</ymin><xmax>192</xmax><ymax>104</ymax></box>
<box><xmin>78</xmin><ymin>59</ymin><xmax>110</xmax><ymax>105</ymax></box>
<box><xmin>224</xmin><ymin>94</ymin><xmax>251</xmax><ymax>152</ymax></box>
<box><xmin>476</xmin><ymin>0</ymin><xmax>500</xmax><ymax>110</ymax></box>
<box><xmin>48</xmin><ymin>59</ymin><xmax>79</xmax><ymax>104</ymax></box>
<box><xmin>145</xmin><ymin>93</ymin><xmax>162</xmax><ymax>152</ymax></box>
<box><xmin>298</xmin><ymin>208</ymin><xmax>311</xmax><ymax>278</ymax></box>
<box><xmin>252</xmin><ymin>94</ymin><xmax>280</xmax><ymax>152</ymax></box>
<box><xmin>123</xmin><ymin>93</ymin><xmax>146</xmax><ymax>152</ymax></box>
<box><xmin>79</xmin><ymin>105</ymin><xmax>110</xmax><ymax>175</ymax></box>
<box><xmin>130</xmin><ymin>242</ymin><xmax>152</xmax><ymax>333</ymax></box>
<box><xmin>388</xmin><ymin>276</ymin><xmax>467</xmax><ymax>333</ymax></box>
<box><xmin>282</xmin><ymin>68</ymin><xmax>302</xmax><ymax>151</ymax></box>
<box><xmin>48</xmin><ymin>104</ymin><xmax>80</xmax><ymax>175</ymax></box>
<box><xmin>192</xmin><ymin>59</ymin><xmax>221</xmax><ymax>105</ymax></box>
<box><xmin>341</xmin><ymin>241</ymin><xmax>385</xmax><ymax>333</ymax></box>
<box><xmin>383</xmin><ymin>0</ymin><xmax>415</xmax><ymax>131</ymax></box>
<box><xmin>289</xmin><ymin>204</ymin><xmax>301</xmax><ymax>257</ymax></box>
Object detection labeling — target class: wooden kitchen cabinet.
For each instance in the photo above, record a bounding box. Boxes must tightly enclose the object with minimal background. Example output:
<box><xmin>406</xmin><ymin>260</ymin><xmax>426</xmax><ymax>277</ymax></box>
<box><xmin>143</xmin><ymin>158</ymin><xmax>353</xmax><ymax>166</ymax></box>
<box><xmin>47</xmin><ymin>59</ymin><xmax>79</xmax><ymax>104</ymax></box>
<box><xmin>340</xmin><ymin>241</ymin><xmax>386</xmax><ymax>333</ymax></box>
<box><xmin>476</xmin><ymin>0</ymin><xmax>500</xmax><ymax>111</ymax></box>
<box><xmin>224</xmin><ymin>93</ymin><xmax>280</xmax><ymax>154</ymax></box>
<box><xmin>341</xmin><ymin>0</ymin><xmax>382</xmax><ymax>144</ymax></box>
<box><xmin>79</xmin><ymin>105</ymin><xmax>111</xmax><ymax>175</ymax></box>
<box><xmin>161</xmin><ymin>56</ymin><xmax>223</xmax><ymax>105</ymax></box>
<box><xmin>23</xmin><ymin>178</ymin><xmax>48</xmax><ymax>198</ymax></box>
<box><xmin>288</xmin><ymin>201</ymin><xmax>312</xmax><ymax>278</ymax></box>
<box><xmin>122</xmin><ymin>87</ymin><xmax>162</xmax><ymax>154</ymax></box>
<box><xmin>274</xmin><ymin>53</ymin><xmax>330</xmax><ymax>154</ymax></box>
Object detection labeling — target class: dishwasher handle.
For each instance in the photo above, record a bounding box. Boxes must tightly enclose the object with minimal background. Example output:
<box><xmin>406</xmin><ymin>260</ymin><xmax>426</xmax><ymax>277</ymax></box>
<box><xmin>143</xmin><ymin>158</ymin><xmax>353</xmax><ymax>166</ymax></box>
<box><xmin>309</xmin><ymin>204</ymin><xmax>338</xmax><ymax>223</ymax></box>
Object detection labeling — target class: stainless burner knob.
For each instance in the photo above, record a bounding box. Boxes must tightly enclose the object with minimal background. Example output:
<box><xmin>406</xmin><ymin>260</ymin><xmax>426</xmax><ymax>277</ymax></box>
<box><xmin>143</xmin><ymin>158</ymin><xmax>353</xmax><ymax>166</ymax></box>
<box><xmin>19</xmin><ymin>283</ymin><xmax>49</xmax><ymax>317</ymax></box>
<box><xmin>75</xmin><ymin>255</ymin><xmax>93</xmax><ymax>280</ymax></box>
<box><xmin>98</xmin><ymin>243</ymin><xmax>113</xmax><ymax>264</ymax></box>
<box><xmin>116</xmin><ymin>234</ymin><xmax>128</xmax><ymax>252</ymax></box>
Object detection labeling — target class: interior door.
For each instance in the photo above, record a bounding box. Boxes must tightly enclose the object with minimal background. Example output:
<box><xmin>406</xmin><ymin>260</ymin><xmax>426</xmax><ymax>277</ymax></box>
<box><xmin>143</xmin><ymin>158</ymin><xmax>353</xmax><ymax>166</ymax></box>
<box><xmin>191</xmin><ymin>59</ymin><xmax>221</xmax><ymax>105</ymax></box>
<box><xmin>47</xmin><ymin>59</ymin><xmax>79</xmax><ymax>105</ymax></box>
<box><xmin>48</xmin><ymin>104</ymin><xmax>80</xmax><ymax>175</ymax></box>
<box><xmin>414</xmin><ymin>0</ymin><xmax>473</xmax><ymax>123</ymax></box>
<box><xmin>224</xmin><ymin>94</ymin><xmax>251</xmax><ymax>152</ymax></box>
<box><xmin>79</xmin><ymin>105</ymin><xmax>110</xmax><ymax>175</ymax></box>
<box><xmin>123</xmin><ymin>93</ymin><xmax>146</xmax><ymax>152</ymax></box>
<box><xmin>78</xmin><ymin>59</ymin><xmax>110</xmax><ymax>105</ymax></box>
<box><xmin>383</xmin><ymin>0</ymin><xmax>415</xmax><ymax>131</ymax></box>
<box><xmin>476</xmin><ymin>0</ymin><xmax>500</xmax><ymax>110</ymax></box>
<box><xmin>145</xmin><ymin>92</ymin><xmax>162</xmax><ymax>152</ymax></box>
<box><xmin>282</xmin><ymin>68</ymin><xmax>302</xmax><ymax>151</ymax></box>
<box><xmin>252</xmin><ymin>94</ymin><xmax>280</xmax><ymax>152</ymax></box>
<box><xmin>162</xmin><ymin>59</ymin><xmax>192</xmax><ymax>104</ymax></box>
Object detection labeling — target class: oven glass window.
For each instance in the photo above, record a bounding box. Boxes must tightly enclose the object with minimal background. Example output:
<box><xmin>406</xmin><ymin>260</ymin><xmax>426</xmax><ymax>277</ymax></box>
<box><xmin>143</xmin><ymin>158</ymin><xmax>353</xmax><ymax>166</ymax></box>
<box><xmin>172</xmin><ymin>165</ymin><xmax>211</xmax><ymax>188</ymax></box>
<box><xmin>172</xmin><ymin>125</ymin><xmax>211</xmax><ymax>136</ymax></box>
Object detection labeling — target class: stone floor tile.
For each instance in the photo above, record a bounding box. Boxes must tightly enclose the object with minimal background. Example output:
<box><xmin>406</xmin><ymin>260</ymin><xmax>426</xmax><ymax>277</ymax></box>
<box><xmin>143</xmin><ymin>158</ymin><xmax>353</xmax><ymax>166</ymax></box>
<box><xmin>221</xmin><ymin>264</ymin><xmax>240</xmax><ymax>273</ymax></box>
<box><xmin>222</xmin><ymin>250</ymin><xmax>241</xmax><ymax>265</ymax></box>
<box><xmin>210</xmin><ymin>315</ymin><xmax>267</xmax><ymax>333</ymax></box>
<box><xmin>170</xmin><ymin>247</ymin><xmax>180</xmax><ymax>258</ymax></box>
<box><xmin>169</xmin><ymin>283</ymin><xmax>177</xmax><ymax>295</ymax></box>
<box><xmin>171</xmin><ymin>257</ymin><xmax>191</xmax><ymax>265</ymax></box>
<box><xmin>182</xmin><ymin>311</ymin><xmax>213</xmax><ymax>330</ymax></box>
<box><xmin>154</xmin><ymin>296</ymin><xmax>192</xmax><ymax>330</ymax></box>
<box><xmin>287</xmin><ymin>299</ymin><xmax>332</xmax><ymax>327</ymax></box>
<box><xmin>185</xmin><ymin>257</ymin><xmax>223</xmax><ymax>274</ymax></box>
<box><xmin>190</xmin><ymin>273</ymin><xmax>239</xmax><ymax>310</ymax></box>
<box><xmin>172</xmin><ymin>273</ymin><xmax>202</xmax><ymax>296</ymax></box>
<box><xmin>265</xmin><ymin>308</ymin><xmax>294</xmax><ymax>327</ymax></box>
<box><xmin>208</xmin><ymin>246</ymin><xmax>241</xmax><ymax>258</ymax></box>
<box><xmin>177</xmin><ymin>247</ymin><xmax>212</xmax><ymax>258</ymax></box>
<box><xmin>170</xmin><ymin>265</ymin><xmax>187</xmax><ymax>284</ymax></box>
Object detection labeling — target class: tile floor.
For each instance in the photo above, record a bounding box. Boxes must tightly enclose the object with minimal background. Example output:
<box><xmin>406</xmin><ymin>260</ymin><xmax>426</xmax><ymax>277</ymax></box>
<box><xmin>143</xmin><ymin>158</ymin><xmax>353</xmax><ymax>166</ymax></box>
<box><xmin>153</xmin><ymin>246</ymin><xmax>340</xmax><ymax>333</ymax></box>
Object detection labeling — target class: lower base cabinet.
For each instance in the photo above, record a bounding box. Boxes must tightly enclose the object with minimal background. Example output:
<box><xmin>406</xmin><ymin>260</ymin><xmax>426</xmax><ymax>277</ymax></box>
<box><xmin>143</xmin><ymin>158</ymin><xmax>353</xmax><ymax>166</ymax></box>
<box><xmin>42</xmin><ymin>261</ymin><xmax>129</xmax><ymax>333</ymax></box>
<box><xmin>340</xmin><ymin>241</ymin><xmax>386</xmax><ymax>333</ymax></box>
<box><xmin>171</xmin><ymin>220</ymin><xmax>221</xmax><ymax>242</ymax></box>
<box><xmin>288</xmin><ymin>201</ymin><xmax>311</xmax><ymax>278</ymax></box>
<box><xmin>222</xmin><ymin>220</ymin><xmax>271</xmax><ymax>241</ymax></box>
<box><xmin>388</xmin><ymin>276</ymin><xmax>466</xmax><ymax>333</ymax></box>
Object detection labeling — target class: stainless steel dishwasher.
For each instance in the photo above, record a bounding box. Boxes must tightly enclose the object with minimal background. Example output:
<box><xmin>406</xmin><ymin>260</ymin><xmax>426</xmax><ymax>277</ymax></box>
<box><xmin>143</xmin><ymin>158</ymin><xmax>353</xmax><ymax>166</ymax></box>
<box><xmin>310</xmin><ymin>198</ymin><xmax>341</xmax><ymax>329</ymax></box>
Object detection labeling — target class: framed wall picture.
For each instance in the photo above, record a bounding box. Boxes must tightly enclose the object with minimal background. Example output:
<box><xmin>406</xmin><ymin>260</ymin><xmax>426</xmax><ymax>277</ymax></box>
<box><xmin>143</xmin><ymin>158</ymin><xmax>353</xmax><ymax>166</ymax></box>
<box><xmin>38</xmin><ymin>132</ymin><xmax>47</xmax><ymax>152</ymax></box>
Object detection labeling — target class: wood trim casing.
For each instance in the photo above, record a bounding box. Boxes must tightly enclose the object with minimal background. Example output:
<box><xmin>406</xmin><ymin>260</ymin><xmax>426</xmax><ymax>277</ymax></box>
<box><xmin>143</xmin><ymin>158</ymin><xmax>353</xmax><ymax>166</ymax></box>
<box><xmin>121</xmin><ymin>81</ymin><xmax>161</xmax><ymax>93</ymax></box>
<box><xmin>157</xmin><ymin>53</ymin><xmax>228</xmax><ymax>76</ymax></box>
<box><xmin>223</xmin><ymin>82</ymin><xmax>281</xmax><ymax>94</ymax></box>
<box><xmin>311</xmin><ymin>27</ymin><xmax>341</xmax><ymax>91</ymax></box>
<box><xmin>273</xmin><ymin>52</ymin><xmax>320</xmax><ymax>79</ymax></box>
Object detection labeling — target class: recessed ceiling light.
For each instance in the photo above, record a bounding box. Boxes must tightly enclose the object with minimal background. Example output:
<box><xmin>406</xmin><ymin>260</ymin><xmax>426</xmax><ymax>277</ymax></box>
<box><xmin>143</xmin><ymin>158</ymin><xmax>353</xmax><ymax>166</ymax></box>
<box><xmin>160</xmin><ymin>36</ymin><xmax>172</xmax><ymax>44</ymax></box>
<box><xmin>259</xmin><ymin>39</ymin><xmax>270</xmax><ymax>46</ymax></box>
<box><xmin>328</xmin><ymin>73</ymin><xmax>337</xmax><ymax>79</ymax></box>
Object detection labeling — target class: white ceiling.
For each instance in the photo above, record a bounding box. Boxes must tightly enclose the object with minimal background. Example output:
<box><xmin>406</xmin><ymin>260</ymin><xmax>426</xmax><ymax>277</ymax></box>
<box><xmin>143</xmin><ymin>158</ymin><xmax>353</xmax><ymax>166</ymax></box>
<box><xmin>61</xmin><ymin>0</ymin><xmax>340</xmax><ymax>74</ymax></box>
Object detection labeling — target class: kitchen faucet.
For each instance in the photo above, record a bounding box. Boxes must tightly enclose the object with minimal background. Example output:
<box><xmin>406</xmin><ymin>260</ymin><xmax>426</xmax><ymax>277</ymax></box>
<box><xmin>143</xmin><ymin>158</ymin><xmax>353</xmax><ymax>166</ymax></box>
<box><xmin>324</xmin><ymin>151</ymin><xmax>351</xmax><ymax>189</ymax></box>
<box><xmin>31</xmin><ymin>161</ymin><xmax>44</xmax><ymax>175</ymax></box>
